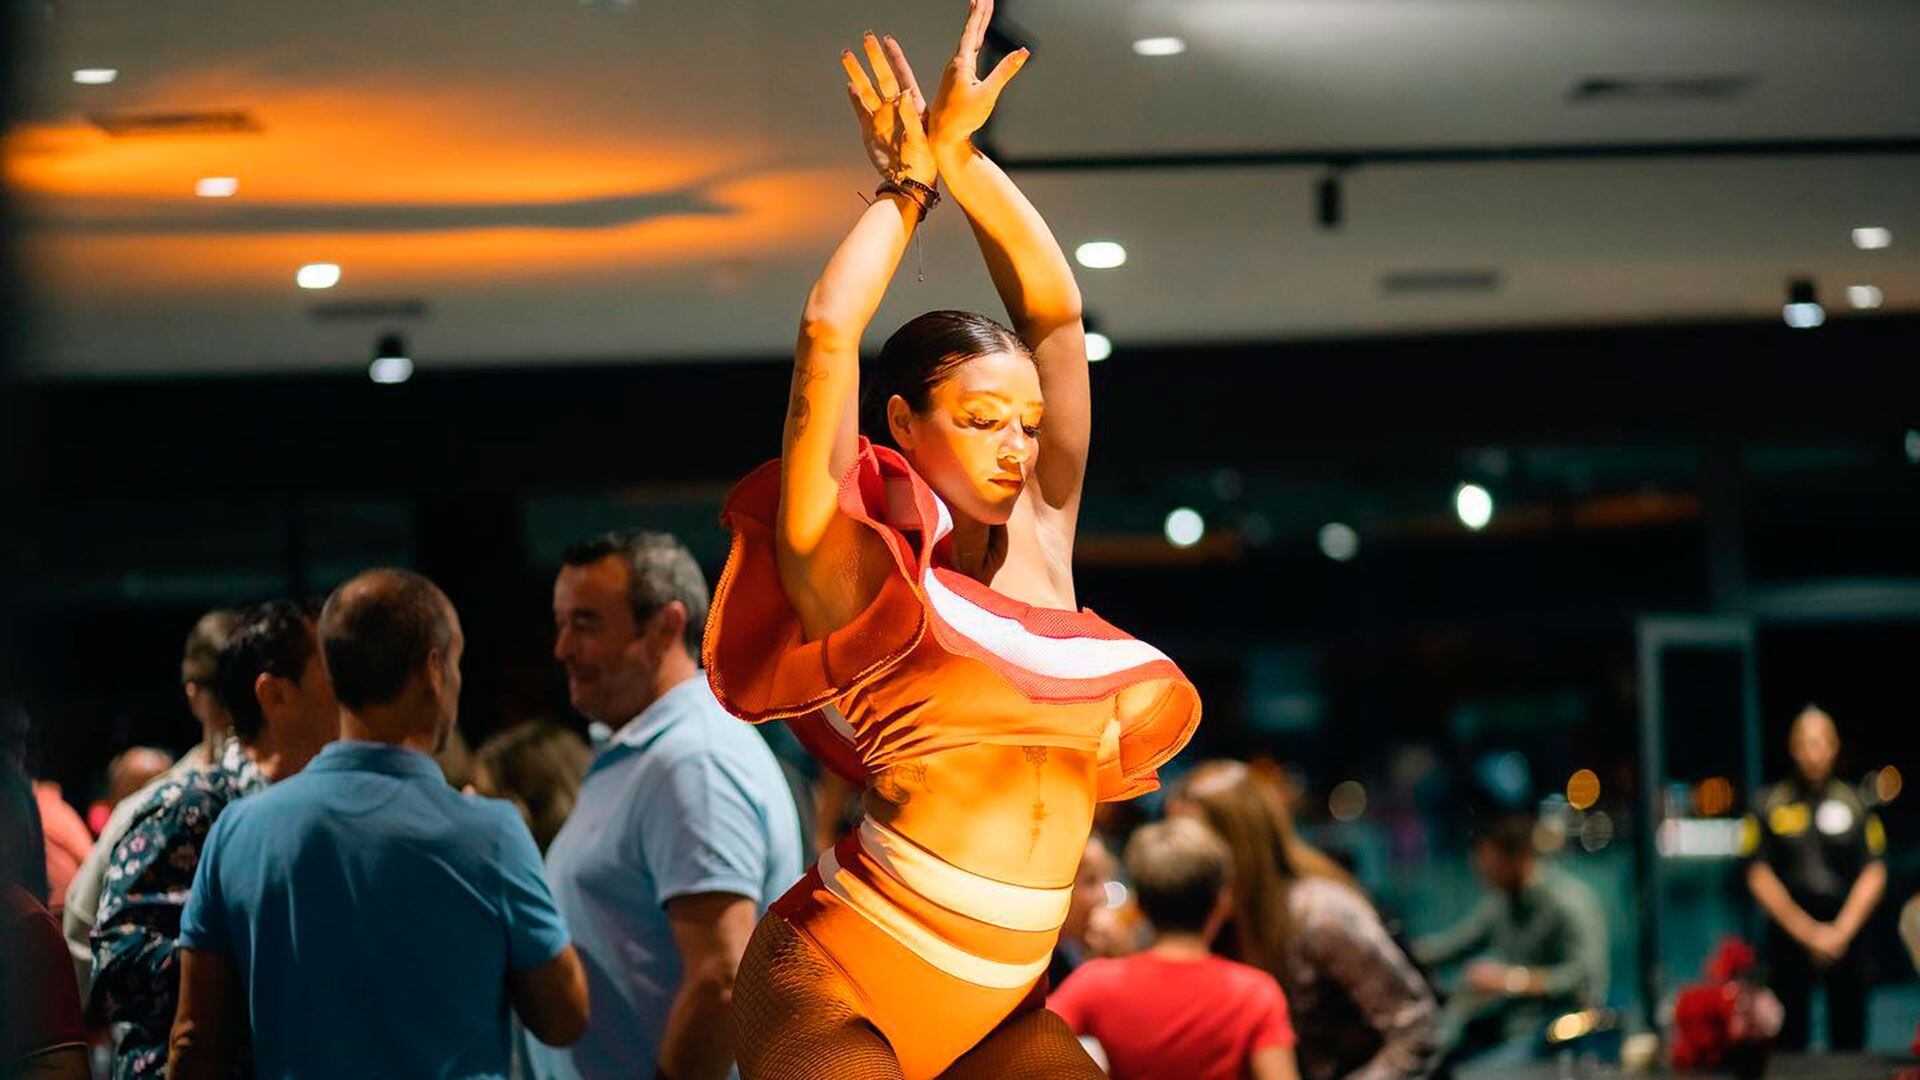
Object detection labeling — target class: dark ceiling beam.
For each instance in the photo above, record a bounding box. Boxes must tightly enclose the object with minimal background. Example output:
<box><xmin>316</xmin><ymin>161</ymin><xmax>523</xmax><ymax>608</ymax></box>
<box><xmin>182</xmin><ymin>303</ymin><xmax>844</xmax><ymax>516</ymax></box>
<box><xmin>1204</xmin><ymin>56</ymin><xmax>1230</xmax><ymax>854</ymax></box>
<box><xmin>991</xmin><ymin>135</ymin><xmax>1920</xmax><ymax>173</ymax></box>
<box><xmin>979</xmin><ymin>4</ymin><xmax>1920</xmax><ymax>173</ymax></box>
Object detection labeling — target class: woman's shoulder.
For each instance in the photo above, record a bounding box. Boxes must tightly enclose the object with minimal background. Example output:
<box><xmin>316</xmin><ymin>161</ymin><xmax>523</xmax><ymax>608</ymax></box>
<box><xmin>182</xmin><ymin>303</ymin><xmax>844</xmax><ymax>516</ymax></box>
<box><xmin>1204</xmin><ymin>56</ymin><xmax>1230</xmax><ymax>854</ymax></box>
<box><xmin>1288</xmin><ymin>875</ymin><xmax>1379</xmax><ymax>930</ymax></box>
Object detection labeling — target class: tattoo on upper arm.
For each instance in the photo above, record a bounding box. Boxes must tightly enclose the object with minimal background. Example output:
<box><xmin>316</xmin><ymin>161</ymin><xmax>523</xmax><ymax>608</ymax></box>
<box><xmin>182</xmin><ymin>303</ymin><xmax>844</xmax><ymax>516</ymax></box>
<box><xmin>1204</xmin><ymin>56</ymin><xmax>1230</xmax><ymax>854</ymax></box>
<box><xmin>788</xmin><ymin>365</ymin><xmax>828</xmax><ymax>438</ymax></box>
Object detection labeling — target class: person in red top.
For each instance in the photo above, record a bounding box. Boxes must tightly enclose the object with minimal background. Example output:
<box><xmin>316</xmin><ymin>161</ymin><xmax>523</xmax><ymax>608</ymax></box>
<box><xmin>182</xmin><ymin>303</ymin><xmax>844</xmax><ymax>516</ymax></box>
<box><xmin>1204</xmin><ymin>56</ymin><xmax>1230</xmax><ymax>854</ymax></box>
<box><xmin>3</xmin><ymin>883</ymin><xmax>89</xmax><ymax>1078</ymax></box>
<box><xmin>1050</xmin><ymin>818</ymin><xmax>1300</xmax><ymax>1080</ymax></box>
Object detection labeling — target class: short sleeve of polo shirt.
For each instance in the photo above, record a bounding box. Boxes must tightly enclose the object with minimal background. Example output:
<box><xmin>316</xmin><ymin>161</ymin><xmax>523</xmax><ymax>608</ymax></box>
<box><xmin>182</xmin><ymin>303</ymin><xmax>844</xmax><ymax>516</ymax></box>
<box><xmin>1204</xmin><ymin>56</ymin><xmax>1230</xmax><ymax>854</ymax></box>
<box><xmin>490</xmin><ymin>804</ymin><xmax>571</xmax><ymax>972</ymax></box>
<box><xmin>635</xmin><ymin>751</ymin><xmax>767</xmax><ymax>906</ymax></box>
<box><xmin>176</xmin><ymin>809</ymin><xmax>232</xmax><ymax>955</ymax></box>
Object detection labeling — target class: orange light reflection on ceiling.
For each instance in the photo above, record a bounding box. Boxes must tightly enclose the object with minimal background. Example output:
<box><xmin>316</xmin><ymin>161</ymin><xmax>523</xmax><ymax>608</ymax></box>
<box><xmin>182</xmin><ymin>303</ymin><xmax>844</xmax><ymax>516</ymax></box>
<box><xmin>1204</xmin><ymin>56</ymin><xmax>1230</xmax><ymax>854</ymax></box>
<box><xmin>6</xmin><ymin>80</ymin><xmax>729</xmax><ymax>204</ymax></box>
<box><xmin>16</xmin><ymin>166</ymin><xmax>852</xmax><ymax>294</ymax></box>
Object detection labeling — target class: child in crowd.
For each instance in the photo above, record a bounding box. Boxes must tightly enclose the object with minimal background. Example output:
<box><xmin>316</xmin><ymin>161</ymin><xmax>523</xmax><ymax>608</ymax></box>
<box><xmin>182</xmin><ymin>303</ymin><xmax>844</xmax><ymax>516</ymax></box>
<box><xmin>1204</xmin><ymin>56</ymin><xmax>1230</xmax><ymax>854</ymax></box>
<box><xmin>1049</xmin><ymin>817</ymin><xmax>1300</xmax><ymax>1080</ymax></box>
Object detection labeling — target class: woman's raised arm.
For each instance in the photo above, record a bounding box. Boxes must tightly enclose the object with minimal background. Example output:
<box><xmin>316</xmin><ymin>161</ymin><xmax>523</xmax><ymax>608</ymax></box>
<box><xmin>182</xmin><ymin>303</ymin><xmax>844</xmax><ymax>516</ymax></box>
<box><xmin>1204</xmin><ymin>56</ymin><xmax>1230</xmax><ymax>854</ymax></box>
<box><xmin>775</xmin><ymin>36</ymin><xmax>936</xmax><ymax>638</ymax></box>
<box><xmin>905</xmin><ymin>0</ymin><xmax>1091</xmax><ymax>522</ymax></box>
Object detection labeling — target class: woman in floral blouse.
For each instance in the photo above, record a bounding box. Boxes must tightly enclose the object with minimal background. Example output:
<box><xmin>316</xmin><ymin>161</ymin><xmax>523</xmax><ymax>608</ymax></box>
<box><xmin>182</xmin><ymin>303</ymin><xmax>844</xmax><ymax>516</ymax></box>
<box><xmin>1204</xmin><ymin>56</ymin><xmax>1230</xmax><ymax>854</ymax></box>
<box><xmin>89</xmin><ymin>735</ymin><xmax>263</xmax><ymax>1079</ymax></box>
<box><xmin>1173</xmin><ymin>761</ymin><xmax>1440</xmax><ymax>1080</ymax></box>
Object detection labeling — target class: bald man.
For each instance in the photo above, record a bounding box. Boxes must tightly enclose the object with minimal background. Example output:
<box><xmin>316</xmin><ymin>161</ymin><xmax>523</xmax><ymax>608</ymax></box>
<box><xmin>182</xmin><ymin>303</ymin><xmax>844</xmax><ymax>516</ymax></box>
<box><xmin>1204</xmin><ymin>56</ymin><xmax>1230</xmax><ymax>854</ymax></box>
<box><xmin>1744</xmin><ymin>705</ymin><xmax>1887</xmax><ymax>1051</ymax></box>
<box><xmin>170</xmin><ymin>569</ymin><xmax>589</xmax><ymax>1079</ymax></box>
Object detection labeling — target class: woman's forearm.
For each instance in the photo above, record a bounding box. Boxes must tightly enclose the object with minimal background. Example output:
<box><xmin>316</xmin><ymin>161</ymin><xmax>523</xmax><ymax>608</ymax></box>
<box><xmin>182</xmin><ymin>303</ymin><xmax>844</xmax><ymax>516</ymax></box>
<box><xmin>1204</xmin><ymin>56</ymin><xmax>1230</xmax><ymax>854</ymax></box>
<box><xmin>1746</xmin><ymin>862</ymin><xmax>1816</xmax><ymax>939</ymax></box>
<box><xmin>934</xmin><ymin>139</ymin><xmax>1081</xmax><ymax>332</ymax></box>
<box><xmin>800</xmin><ymin>193</ymin><xmax>925</xmax><ymax>348</ymax></box>
<box><xmin>1834</xmin><ymin>860</ymin><xmax>1887</xmax><ymax>940</ymax></box>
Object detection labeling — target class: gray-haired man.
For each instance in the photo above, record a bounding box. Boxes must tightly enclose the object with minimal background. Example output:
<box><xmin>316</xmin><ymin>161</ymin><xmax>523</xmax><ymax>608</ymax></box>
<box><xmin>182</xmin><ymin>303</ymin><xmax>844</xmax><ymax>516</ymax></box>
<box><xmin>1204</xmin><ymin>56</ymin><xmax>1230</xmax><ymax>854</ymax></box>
<box><xmin>534</xmin><ymin>532</ymin><xmax>802</xmax><ymax>1080</ymax></box>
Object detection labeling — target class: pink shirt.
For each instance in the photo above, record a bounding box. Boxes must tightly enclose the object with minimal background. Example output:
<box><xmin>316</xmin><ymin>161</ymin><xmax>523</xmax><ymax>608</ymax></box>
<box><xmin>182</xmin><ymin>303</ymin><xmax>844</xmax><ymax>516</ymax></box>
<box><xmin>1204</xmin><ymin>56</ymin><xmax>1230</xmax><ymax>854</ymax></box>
<box><xmin>1049</xmin><ymin>951</ymin><xmax>1296</xmax><ymax>1080</ymax></box>
<box><xmin>33</xmin><ymin>782</ymin><xmax>92</xmax><ymax>915</ymax></box>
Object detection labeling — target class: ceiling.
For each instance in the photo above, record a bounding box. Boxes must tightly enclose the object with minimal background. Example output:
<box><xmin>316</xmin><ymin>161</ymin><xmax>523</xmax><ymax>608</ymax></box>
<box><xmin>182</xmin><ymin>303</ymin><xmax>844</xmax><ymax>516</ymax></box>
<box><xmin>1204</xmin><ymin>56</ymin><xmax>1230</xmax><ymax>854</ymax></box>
<box><xmin>7</xmin><ymin>0</ymin><xmax>1918</xmax><ymax>377</ymax></box>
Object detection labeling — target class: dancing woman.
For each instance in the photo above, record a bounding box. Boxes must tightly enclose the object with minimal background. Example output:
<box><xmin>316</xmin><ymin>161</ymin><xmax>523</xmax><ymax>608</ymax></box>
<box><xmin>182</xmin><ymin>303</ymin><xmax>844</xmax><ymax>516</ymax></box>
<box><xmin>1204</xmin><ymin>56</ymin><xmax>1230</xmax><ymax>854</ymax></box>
<box><xmin>703</xmin><ymin>2</ymin><xmax>1200</xmax><ymax>1075</ymax></box>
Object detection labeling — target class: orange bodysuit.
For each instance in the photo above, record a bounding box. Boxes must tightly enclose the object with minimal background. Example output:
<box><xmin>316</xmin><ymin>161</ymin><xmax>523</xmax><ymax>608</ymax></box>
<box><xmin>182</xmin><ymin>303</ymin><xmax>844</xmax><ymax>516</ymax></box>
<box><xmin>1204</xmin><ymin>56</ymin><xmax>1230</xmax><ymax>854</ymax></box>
<box><xmin>705</xmin><ymin>438</ymin><xmax>1201</xmax><ymax>1078</ymax></box>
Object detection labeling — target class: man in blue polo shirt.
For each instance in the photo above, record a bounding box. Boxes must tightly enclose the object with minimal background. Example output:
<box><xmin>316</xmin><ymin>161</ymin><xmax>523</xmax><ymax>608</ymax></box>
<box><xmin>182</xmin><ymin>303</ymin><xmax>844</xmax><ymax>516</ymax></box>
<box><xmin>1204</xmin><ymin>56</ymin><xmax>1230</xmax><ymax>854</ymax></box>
<box><xmin>534</xmin><ymin>532</ymin><xmax>802</xmax><ymax>1080</ymax></box>
<box><xmin>170</xmin><ymin>569</ymin><xmax>589</xmax><ymax>1078</ymax></box>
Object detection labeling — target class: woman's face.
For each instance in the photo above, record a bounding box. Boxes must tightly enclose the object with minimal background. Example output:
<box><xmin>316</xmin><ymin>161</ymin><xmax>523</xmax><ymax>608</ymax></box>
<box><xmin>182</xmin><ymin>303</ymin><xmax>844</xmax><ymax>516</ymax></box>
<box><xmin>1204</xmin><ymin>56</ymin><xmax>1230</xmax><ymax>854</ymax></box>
<box><xmin>1789</xmin><ymin>708</ymin><xmax>1840</xmax><ymax>784</ymax></box>
<box><xmin>890</xmin><ymin>350</ymin><xmax>1044</xmax><ymax>526</ymax></box>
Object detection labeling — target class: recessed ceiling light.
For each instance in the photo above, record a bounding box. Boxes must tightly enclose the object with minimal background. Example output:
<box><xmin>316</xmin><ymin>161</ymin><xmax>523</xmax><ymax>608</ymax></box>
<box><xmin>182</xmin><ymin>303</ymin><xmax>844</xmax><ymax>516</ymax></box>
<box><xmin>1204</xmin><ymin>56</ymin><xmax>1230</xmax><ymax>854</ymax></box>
<box><xmin>1084</xmin><ymin>331</ymin><xmax>1113</xmax><ymax>362</ymax></box>
<box><xmin>195</xmin><ymin>177</ymin><xmax>239</xmax><ymax>198</ymax></box>
<box><xmin>1846</xmin><ymin>285</ymin><xmax>1884</xmax><ymax>310</ymax></box>
<box><xmin>1132</xmin><ymin>36</ymin><xmax>1186</xmax><ymax>57</ymax></box>
<box><xmin>1852</xmin><ymin>226</ymin><xmax>1892</xmax><ymax>250</ymax></box>
<box><xmin>296</xmin><ymin>263</ymin><xmax>342</xmax><ymax>289</ymax></box>
<box><xmin>1075</xmin><ymin>241</ymin><xmax>1127</xmax><ymax>270</ymax></box>
<box><xmin>72</xmin><ymin>68</ymin><xmax>118</xmax><ymax>85</ymax></box>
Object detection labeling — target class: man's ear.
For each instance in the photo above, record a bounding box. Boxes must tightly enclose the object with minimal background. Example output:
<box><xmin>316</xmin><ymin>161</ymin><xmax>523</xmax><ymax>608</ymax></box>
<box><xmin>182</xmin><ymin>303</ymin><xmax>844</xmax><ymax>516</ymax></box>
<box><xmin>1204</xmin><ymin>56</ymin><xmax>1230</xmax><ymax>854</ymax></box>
<box><xmin>424</xmin><ymin>647</ymin><xmax>447</xmax><ymax>698</ymax></box>
<box><xmin>254</xmin><ymin>671</ymin><xmax>288</xmax><ymax>718</ymax></box>
<box><xmin>1206</xmin><ymin>887</ymin><xmax>1236</xmax><ymax>937</ymax></box>
<box><xmin>647</xmin><ymin>601</ymin><xmax>689</xmax><ymax>653</ymax></box>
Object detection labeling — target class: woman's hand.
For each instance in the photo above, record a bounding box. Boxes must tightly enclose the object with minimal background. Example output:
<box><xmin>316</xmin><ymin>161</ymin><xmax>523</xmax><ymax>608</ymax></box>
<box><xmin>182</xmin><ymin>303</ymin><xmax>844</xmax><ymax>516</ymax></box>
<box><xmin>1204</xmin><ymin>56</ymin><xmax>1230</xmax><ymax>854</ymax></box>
<box><xmin>843</xmin><ymin>33</ymin><xmax>936</xmax><ymax>187</ymax></box>
<box><xmin>928</xmin><ymin>0</ymin><xmax>1029</xmax><ymax>151</ymax></box>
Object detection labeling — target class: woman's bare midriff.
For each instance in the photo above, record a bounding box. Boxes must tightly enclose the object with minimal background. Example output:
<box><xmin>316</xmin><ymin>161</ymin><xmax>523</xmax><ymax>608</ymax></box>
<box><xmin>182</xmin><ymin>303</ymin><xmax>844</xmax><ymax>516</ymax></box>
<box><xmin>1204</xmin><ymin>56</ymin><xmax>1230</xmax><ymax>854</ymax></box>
<box><xmin>864</xmin><ymin>741</ymin><xmax>1098</xmax><ymax>889</ymax></box>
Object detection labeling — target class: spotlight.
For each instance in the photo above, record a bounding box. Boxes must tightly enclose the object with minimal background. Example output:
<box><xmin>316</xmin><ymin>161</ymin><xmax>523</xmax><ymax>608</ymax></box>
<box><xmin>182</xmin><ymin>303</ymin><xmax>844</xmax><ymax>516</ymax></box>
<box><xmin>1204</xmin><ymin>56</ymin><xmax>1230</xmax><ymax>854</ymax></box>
<box><xmin>369</xmin><ymin>334</ymin><xmax>412</xmax><ymax>384</ymax></box>
<box><xmin>72</xmin><ymin>68</ymin><xmax>118</xmax><ymax>85</ymax></box>
<box><xmin>1846</xmin><ymin>285</ymin><xmax>1883</xmax><ymax>310</ymax></box>
<box><xmin>1075</xmin><ymin>241</ymin><xmax>1127</xmax><ymax>270</ymax></box>
<box><xmin>1782</xmin><ymin>279</ymin><xmax>1824</xmax><ymax>329</ymax></box>
<box><xmin>296</xmin><ymin>263</ymin><xmax>342</xmax><ymax>289</ymax></box>
<box><xmin>1904</xmin><ymin>429</ymin><xmax>1920</xmax><ymax>465</ymax></box>
<box><xmin>1316</xmin><ymin>172</ymin><xmax>1343</xmax><ymax>231</ymax></box>
<box><xmin>1132</xmin><ymin>36</ymin><xmax>1186</xmax><ymax>57</ymax></box>
<box><xmin>1851</xmin><ymin>226</ymin><xmax>1892</xmax><ymax>251</ymax></box>
<box><xmin>1164</xmin><ymin>508</ymin><xmax>1205</xmax><ymax>548</ymax></box>
<box><xmin>1454</xmin><ymin>483</ymin><xmax>1493</xmax><ymax>530</ymax></box>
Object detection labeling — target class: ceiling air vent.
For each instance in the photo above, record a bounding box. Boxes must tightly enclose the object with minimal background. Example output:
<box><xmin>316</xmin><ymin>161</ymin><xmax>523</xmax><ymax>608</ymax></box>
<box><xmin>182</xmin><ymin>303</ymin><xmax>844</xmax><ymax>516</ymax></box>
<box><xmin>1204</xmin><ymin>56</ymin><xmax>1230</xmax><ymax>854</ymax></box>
<box><xmin>88</xmin><ymin>110</ymin><xmax>261</xmax><ymax>137</ymax></box>
<box><xmin>1568</xmin><ymin>75</ymin><xmax>1753</xmax><ymax>104</ymax></box>
<box><xmin>1379</xmin><ymin>270</ymin><xmax>1501</xmax><ymax>296</ymax></box>
<box><xmin>309</xmin><ymin>300</ymin><xmax>432</xmax><ymax>322</ymax></box>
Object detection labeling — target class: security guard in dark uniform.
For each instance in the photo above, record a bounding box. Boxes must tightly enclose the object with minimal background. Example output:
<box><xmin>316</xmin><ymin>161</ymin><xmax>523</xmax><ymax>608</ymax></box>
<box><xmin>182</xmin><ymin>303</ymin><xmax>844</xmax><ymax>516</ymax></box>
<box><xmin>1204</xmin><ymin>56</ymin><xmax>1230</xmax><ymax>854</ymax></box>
<box><xmin>1743</xmin><ymin>705</ymin><xmax>1888</xmax><ymax>1051</ymax></box>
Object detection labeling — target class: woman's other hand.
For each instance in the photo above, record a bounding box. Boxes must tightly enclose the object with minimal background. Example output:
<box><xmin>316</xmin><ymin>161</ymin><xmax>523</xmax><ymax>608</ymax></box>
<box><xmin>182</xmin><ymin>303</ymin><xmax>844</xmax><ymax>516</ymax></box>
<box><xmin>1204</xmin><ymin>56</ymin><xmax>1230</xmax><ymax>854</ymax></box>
<box><xmin>929</xmin><ymin>0</ymin><xmax>1029</xmax><ymax>151</ymax></box>
<box><xmin>843</xmin><ymin>33</ymin><xmax>936</xmax><ymax>187</ymax></box>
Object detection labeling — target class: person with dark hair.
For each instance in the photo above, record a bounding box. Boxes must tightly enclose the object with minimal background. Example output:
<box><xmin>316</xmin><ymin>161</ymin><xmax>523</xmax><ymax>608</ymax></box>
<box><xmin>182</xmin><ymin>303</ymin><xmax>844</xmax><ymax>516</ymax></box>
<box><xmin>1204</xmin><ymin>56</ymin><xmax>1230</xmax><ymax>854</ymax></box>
<box><xmin>90</xmin><ymin>600</ymin><xmax>337</xmax><ymax>1080</ymax></box>
<box><xmin>538</xmin><ymin>532</ymin><xmax>800</xmax><ymax>1080</ymax></box>
<box><xmin>1414</xmin><ymin>811</ymin><xmax>1608</xmax><ymax>1071</ymax></box>
<box><xmin>65</xmin><ymin>607</ymin><xmax>240</xmax><ymax>997</ymax></box>
<box><xmin>1174</xmin><ymin>761</ymin><xmax>1437</xmax><ymax>1080</ymax></box>
<box><xmin>170</xmin><ymin>569</ymin><xmax>588</xmax><ymax>1078</ymax></box>
<box><xmin>1743</xmin><ymin>704</ymin><xmax>1886</xmax><ymax>1051</ymax></box>
<box><xmin>701</xmin><ymin>4</ymin><xmax>1199</xmax><ymax>1075</ymax></box>
<box><xmin>1049</xmin><ymin>818</ymin><xmax>1301</xmax><ymax>1080</ymax></box>
<box><xmin>0</xmin><ymin>702</ymin><xmax>48</xmax><ymax>902</ymax></box>
<box><xmin>472</xmin><ymin>720</ymin><xmax>590</xmax><ymax>853</ymax></box>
